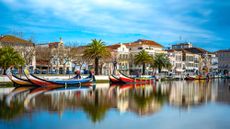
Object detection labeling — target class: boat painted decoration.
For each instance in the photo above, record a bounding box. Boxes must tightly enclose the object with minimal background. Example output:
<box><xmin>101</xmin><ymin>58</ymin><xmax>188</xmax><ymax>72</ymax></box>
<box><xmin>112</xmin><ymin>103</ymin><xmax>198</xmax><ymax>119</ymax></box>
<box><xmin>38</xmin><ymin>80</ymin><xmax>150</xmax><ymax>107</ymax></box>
<box><xmin>109</xmin><ymin>74</ymin><xmax>124</xmax><ymax>84</ymax></box>
<box><xmin>6</xmin><ymin>68</ymin><xmax>33</xmax><ymax>86</ymax></box>
<box><xmin>23</xmin><ymin>68</ymin><xmax>95</xmax><ymax>87</ymax></box>
<box><xmin>118</xmin><ymin>72</ymin><xmax>155</xmax><ymax>84</ymax></box>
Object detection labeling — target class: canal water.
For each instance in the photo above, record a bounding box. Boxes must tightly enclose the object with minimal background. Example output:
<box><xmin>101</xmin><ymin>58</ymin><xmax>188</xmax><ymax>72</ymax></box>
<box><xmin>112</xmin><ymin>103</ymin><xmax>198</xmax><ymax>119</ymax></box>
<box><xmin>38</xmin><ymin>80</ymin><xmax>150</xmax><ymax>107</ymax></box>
<box><xmin>0</xmin><ymin>80</ymin><xmax>230</xmax><ymax>129</ymax></box>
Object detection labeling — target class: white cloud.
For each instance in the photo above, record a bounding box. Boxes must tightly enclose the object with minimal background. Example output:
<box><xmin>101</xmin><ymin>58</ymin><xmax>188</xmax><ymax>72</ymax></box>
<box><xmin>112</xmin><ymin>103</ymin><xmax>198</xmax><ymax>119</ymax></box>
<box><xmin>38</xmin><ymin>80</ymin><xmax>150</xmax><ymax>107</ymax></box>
<box><xmin>1</xmin><ymin>0</ymin><xmax>220</xmax><ymax>46</ymax></box>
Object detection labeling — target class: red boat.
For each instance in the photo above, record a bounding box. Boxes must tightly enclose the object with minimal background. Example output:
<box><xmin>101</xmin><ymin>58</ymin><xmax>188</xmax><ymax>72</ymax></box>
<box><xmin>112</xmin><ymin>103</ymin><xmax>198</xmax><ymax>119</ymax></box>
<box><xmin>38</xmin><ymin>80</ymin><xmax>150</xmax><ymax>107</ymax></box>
<box><xmin>185</xmin><ymin>76</ymin><xmax>195</xmax><ymax>80</ymax></box>
<box><xmin>109</xmin><ymin>74</ymin><xmax>124</xmax><ymax>84</ymax></box>
<box><xmin>118</xmin><ymin>72</ymin><xmax>155</xmax><ymax>84</ymax></box>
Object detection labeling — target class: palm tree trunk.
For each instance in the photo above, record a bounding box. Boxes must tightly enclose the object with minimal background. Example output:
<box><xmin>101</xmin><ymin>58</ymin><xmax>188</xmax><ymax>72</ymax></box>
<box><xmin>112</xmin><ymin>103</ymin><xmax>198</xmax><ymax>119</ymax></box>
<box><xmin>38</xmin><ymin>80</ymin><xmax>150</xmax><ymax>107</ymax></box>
<box><xmin>142</xmin><ymin>63</ymin><xmax>145</xmax><ymax>75</ymax></box>
<box><xmin>3</xmin><ymin>68</ymin><xmax>6</xmax><ymax>75</ymax></box>
<box><xmin>158</xmin><ymin>67</ymin><xmax>161</xmax><ymax>73</ymax></box>
<box><xmin>95</xmin><ymin>57</ymin><xmax>99</xmax><ymax>75</ymax></box>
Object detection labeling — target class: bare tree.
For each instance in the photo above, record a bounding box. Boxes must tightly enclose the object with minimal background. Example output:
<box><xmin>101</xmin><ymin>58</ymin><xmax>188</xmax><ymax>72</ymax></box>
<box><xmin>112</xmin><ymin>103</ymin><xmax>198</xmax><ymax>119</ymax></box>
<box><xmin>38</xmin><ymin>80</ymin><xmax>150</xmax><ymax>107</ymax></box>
<box><xmin>35</xmin><ymin>46</ymin><xmax>52</xmax><ymax>69</ymax></box>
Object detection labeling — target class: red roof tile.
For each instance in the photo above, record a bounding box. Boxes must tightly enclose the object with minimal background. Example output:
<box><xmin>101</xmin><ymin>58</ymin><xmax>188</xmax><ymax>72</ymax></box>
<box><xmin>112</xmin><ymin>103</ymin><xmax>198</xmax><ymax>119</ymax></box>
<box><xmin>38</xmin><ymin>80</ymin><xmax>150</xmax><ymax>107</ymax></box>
<box><xmin>0</xmin><ymin>35</ymin><xmax>34</xmax><ymax>46</ymax></box>
<box><xmin>125</xmin><ymin>39</ymin><xmax>163</xmax><ymax>48</ymax></box>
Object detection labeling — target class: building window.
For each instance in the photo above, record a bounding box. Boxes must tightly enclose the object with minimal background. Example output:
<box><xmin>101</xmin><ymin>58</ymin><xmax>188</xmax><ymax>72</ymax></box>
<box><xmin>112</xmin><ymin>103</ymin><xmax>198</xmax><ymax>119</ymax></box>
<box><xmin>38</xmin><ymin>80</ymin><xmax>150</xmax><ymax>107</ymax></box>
<box><xmin>138</xmin><ymin>47</ymin><xmax>143</xmax><ymax>50</ymax></box>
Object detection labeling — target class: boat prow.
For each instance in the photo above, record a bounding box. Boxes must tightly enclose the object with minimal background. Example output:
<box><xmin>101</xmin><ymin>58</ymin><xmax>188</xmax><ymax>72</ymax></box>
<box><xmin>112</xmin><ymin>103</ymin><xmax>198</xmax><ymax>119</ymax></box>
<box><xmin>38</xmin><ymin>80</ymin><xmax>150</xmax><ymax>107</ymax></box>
<box><xmin>6</xmin><ymin>67</ymin><xmax>33</xmax><ymax>86</ymax></box>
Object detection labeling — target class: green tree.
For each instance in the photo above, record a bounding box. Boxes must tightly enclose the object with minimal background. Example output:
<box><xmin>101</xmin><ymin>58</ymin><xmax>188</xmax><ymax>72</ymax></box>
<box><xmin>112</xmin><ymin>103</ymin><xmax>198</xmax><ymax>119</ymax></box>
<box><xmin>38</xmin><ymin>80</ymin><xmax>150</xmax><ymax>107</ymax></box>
<box><xmin>134</xmin><ymin>50</ymin><xmax>153</xmax><ymax>75</ymax></box>
<box><xmin>151</xmin><ymin>53</ymin><xmax>172</xmax><ymax>73</ymax></box>
<box><xmin>0</xmin><ymin>46</ymin><xmax>25</xmax><ymax>74</ymax></box>
<box><xmin>83</xmin><ymin>39</ymin><xmax>111</xmax><ymax>75</ymax></box>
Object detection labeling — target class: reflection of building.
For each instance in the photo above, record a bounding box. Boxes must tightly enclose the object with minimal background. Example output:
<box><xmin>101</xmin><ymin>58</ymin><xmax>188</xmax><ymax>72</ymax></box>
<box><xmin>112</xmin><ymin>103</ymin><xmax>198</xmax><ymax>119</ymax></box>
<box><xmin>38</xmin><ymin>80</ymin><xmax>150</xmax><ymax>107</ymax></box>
<box><xmin>169</xmin><ymin>81</ymin><xmax>212</xmax><ymax>109</ymax></box>
<box><xmin>115</xmin><ymin>85</ymin><xmax>164</xmax><ymax>116</ymax></box>
<box><xmin>215</xmin><ymin>80</ymin><xmax>230</xmax><ymax>103</ymax></box>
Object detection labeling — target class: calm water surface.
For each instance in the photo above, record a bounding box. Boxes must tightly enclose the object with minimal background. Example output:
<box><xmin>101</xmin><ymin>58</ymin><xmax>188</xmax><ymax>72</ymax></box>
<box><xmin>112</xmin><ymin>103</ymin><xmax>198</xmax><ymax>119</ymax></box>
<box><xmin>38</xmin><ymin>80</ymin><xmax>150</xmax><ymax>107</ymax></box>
<box><xmin>0</xmin><ymin>80</ymin><xmax>230</xmax><ymax>129</ymax></box>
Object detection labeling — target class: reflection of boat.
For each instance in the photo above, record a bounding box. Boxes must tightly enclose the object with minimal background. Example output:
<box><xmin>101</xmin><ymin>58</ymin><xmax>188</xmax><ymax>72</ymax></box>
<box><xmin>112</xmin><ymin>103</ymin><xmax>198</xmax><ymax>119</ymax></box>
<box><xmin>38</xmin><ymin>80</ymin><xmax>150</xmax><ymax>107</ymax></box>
<box><xmin>44</xmin><ymin>87</ymin><xmax>91</xmax><ymax>95</ymax></box>
<box><xmin>109</xmin><ymin>83</ymin><xmax>155</xmax><ymax>96</ymax></box>
<box><xmin>119</xmin><ymin>72</ymin><xmax>154</xmax><ymax>84</ymax></box>
<box><xmin>24</xmin><ymin>68</ymin><xmax>95</xmax><ymax>87</ymax></box>
<box><xmin>6</xmin><ymin>87</ymin><xmax>32</xmax><ymax>107</ymax></box>
<box><xmin>24</xmin><ymin>86</ymin><xmax>59</xmax><ymax>110</ymax></box>
<box><xmin>6</xmin><ymin>68</ymin><xmax>33</xmax><ymax>86</ymax></box>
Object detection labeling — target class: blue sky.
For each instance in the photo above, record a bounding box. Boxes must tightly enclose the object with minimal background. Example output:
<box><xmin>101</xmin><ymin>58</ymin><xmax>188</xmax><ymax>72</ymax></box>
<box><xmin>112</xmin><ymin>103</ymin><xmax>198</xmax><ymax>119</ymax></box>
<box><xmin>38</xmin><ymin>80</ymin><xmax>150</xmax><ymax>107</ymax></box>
<box><xmin>0</xmin><ymin>0</ymin><xmax>229</xmax><ymax>51</ymax></box>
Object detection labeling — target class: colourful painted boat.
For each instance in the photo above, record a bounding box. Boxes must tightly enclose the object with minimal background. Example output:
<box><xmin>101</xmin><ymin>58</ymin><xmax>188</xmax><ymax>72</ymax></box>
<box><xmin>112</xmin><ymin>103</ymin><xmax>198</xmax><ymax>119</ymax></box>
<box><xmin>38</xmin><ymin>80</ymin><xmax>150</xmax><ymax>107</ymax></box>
<box><xmin>119</xmin><ymin>72</ymin><xmax>155</xmax><ymax>83</ymax></box>
<box><xmin>23</xmin><ymin>68</ymin><xmax>95</xmax><ymax>87</ymax></box>
<box><xmin>195</xmin><ymin>75</ymin><xmax>206</xmax><ymax>80</ymax></box>
<box><xmin>185</xmin><ymin>76</ymin><xmax>195</xmax><ymax>80</ymax></box>
<box><xmin>109</xmin><ymin>74</ymin><xmax>124</xmax><ymax>84</ymax></box>
<box><xmin>6</xmin><ymin>68</ymin><xmax>33</xmax><ymax>86</ymax></box>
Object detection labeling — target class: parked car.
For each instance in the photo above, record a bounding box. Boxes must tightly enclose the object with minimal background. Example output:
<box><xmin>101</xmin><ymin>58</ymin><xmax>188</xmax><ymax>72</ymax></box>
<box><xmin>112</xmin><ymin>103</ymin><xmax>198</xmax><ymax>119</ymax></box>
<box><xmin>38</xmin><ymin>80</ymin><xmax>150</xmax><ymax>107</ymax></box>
<box><xmin>41</xmin><ymin>70</ymin><xmax>47</xmax><ymax>74</ymax></box>
<box><xmin>49</xmin><ymin>70</ymin><xmax>57</xmax><ymax>74</ymax></box>
<box><xmin>66</xmin><ymin>70</ymin><xmax>73</xmax><ymax>74</ymax></box>
<box><xmin>34</xmin><ymin>69</ymin><xmax>40</xmax><ymax>74</ymax></box>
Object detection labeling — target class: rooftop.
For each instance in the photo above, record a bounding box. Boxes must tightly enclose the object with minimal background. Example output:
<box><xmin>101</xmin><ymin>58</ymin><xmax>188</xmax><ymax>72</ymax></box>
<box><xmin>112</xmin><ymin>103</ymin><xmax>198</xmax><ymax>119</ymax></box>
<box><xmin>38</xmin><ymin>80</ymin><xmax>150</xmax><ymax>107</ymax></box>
<box><xmin>0</xmin><ymin>35</ymin><xmax>34</xmax><ymax>46</ymax></box>
<box><xmin>173</xmin><ymin>47</ymin><xmax>210</xmax><ymax>54</ymax></box>
<box><xmin>125</xmin><ymin>39</ymin><xmax>163</xmax><ymax>48</ymax></box>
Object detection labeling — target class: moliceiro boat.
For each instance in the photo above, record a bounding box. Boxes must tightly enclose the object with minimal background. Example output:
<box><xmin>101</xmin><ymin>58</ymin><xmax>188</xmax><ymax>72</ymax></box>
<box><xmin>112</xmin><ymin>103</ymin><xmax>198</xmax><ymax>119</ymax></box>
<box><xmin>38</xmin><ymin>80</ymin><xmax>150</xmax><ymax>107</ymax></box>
<box><xmin>23</xmin><ymin>68</ymin><xmax>95</xmax><ymax>87</ymax></box>
<box><xmin>110</xmin><ymin>72</ymin><xmax>155</xmax><ymax>84</ymax></box>
<box><xmin>6</xmin><ymin>67</ymin><xmax>33</xmax><ymax>86</ymax></box>
<box><xmin>109</xmin><ymin>74</ymin><xmax>124</xmax><ymax>84</ymax></box>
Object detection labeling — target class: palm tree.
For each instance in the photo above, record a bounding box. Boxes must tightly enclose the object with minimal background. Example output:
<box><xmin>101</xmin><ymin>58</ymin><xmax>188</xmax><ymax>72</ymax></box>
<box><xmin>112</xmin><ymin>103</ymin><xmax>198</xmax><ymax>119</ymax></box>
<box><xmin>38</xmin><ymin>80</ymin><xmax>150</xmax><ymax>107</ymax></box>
<box><xmin>134</xmin><ymin>50</ymin><xmax>153</xmax><ymax>75</ymax></box>
<box><xmin>151</xmin><ymin>53</ymin><xmax>172</xmax><ymax>73</ymax></box>
<box><xmin>0</xmin><ymin>46</ymin><xmax>25</xmax><ymax>74</ymax></box>
<box><xmin>83</xmin><ymin>39</ymin><xmax>111</xmax><ymax>75</ymax></box>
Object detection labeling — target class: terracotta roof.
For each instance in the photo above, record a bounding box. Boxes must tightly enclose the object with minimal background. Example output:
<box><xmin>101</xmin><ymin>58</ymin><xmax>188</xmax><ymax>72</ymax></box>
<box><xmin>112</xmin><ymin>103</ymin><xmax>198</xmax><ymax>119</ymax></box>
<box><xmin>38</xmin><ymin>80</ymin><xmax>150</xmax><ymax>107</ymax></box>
<box><xmin>124</xmin><ymin>39</ymin><xmax>163</xmax><ymax>48</ymax></box>
<box><xmin>174</xmin><ymin>47</ymin><xmax>209</xmax><ymax>54</ymax></box>
<box><xmin>0</xmin><ymin>35</ymin><xmax>34</xmax><ymax>46</ymax></box>
<box><xmin>106</xmin><ymin>44</ymin><xmax>121</xmax><ymax>50</ymax></box>
<box><xmin>48</xmin><ymin>42</ymin><xmax>60</xmax><ymax>48</ymax></box>
<box><xmin>184</xmin><ymin>47</ymin><xmax>209</xmax><ymax>54</ymax></box>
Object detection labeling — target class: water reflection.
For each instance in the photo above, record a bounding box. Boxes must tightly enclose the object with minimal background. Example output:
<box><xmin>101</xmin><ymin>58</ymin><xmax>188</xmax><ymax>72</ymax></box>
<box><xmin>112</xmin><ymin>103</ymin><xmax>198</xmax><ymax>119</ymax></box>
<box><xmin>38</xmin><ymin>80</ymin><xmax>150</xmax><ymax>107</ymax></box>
<box><xmin>0</xmin><ymin>80</ymin><xmax>230</xmax><ymax>123</ymax></box>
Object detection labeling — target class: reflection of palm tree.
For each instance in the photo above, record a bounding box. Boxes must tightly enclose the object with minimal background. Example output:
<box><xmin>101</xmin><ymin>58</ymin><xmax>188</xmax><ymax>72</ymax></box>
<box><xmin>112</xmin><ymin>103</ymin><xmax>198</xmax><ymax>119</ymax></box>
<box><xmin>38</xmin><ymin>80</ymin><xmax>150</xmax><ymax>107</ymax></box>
<box><xmin>81</xmin><ymin>90</ymin><xmax>111</xmax><ymax>123</ymax></box>
<box><xmin>0</xmin><ymin>99</ymin><xmax>25</xmax><ymax>121</ymax></box>
<box><xmin>131</xmin><ymin>86</ymin><xmax>167</xmax><ymax>116</ymax></box>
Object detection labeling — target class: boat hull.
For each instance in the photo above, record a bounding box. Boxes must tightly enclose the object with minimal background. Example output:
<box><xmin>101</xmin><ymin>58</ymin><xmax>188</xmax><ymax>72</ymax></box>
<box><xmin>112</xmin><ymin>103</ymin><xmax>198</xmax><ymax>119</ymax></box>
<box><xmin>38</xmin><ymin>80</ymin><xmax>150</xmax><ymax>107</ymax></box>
<box><xmin>24</xmin><ymin>69</ymin><xmax>94</xmax><ymax>87</ymax></box>
<box><xmin>118</xmin><ymin>72</ymin><xmax>155</xmax><ymax>84</ymax></box>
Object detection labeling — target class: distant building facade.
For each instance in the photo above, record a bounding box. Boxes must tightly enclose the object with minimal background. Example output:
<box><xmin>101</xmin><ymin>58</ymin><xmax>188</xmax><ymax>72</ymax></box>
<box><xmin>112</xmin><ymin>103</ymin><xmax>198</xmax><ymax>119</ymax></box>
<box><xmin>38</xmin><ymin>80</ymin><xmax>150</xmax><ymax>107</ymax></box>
<box><xmin>172</xmin><ymin>42</ymin><xmax>193</xmax><ymax>49</ymax></box>
<box><xmin>105</xmin><ymin>39</ymin><xmax>164</xmax><ymax>75</ymax></box>
<box><xmin>36</xmin><ymin>38</ymin><xmax>72</xmax><ymax>74</ymax></box>
<box><xmin>170</xmin><ymin>42</ymin><xmax>217</xmax><ymax>75</ymax></box>
<box><xmin>216</xmin><ymin>49</ymin><xmax>230</xmax><ymax>74</ymax></box>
